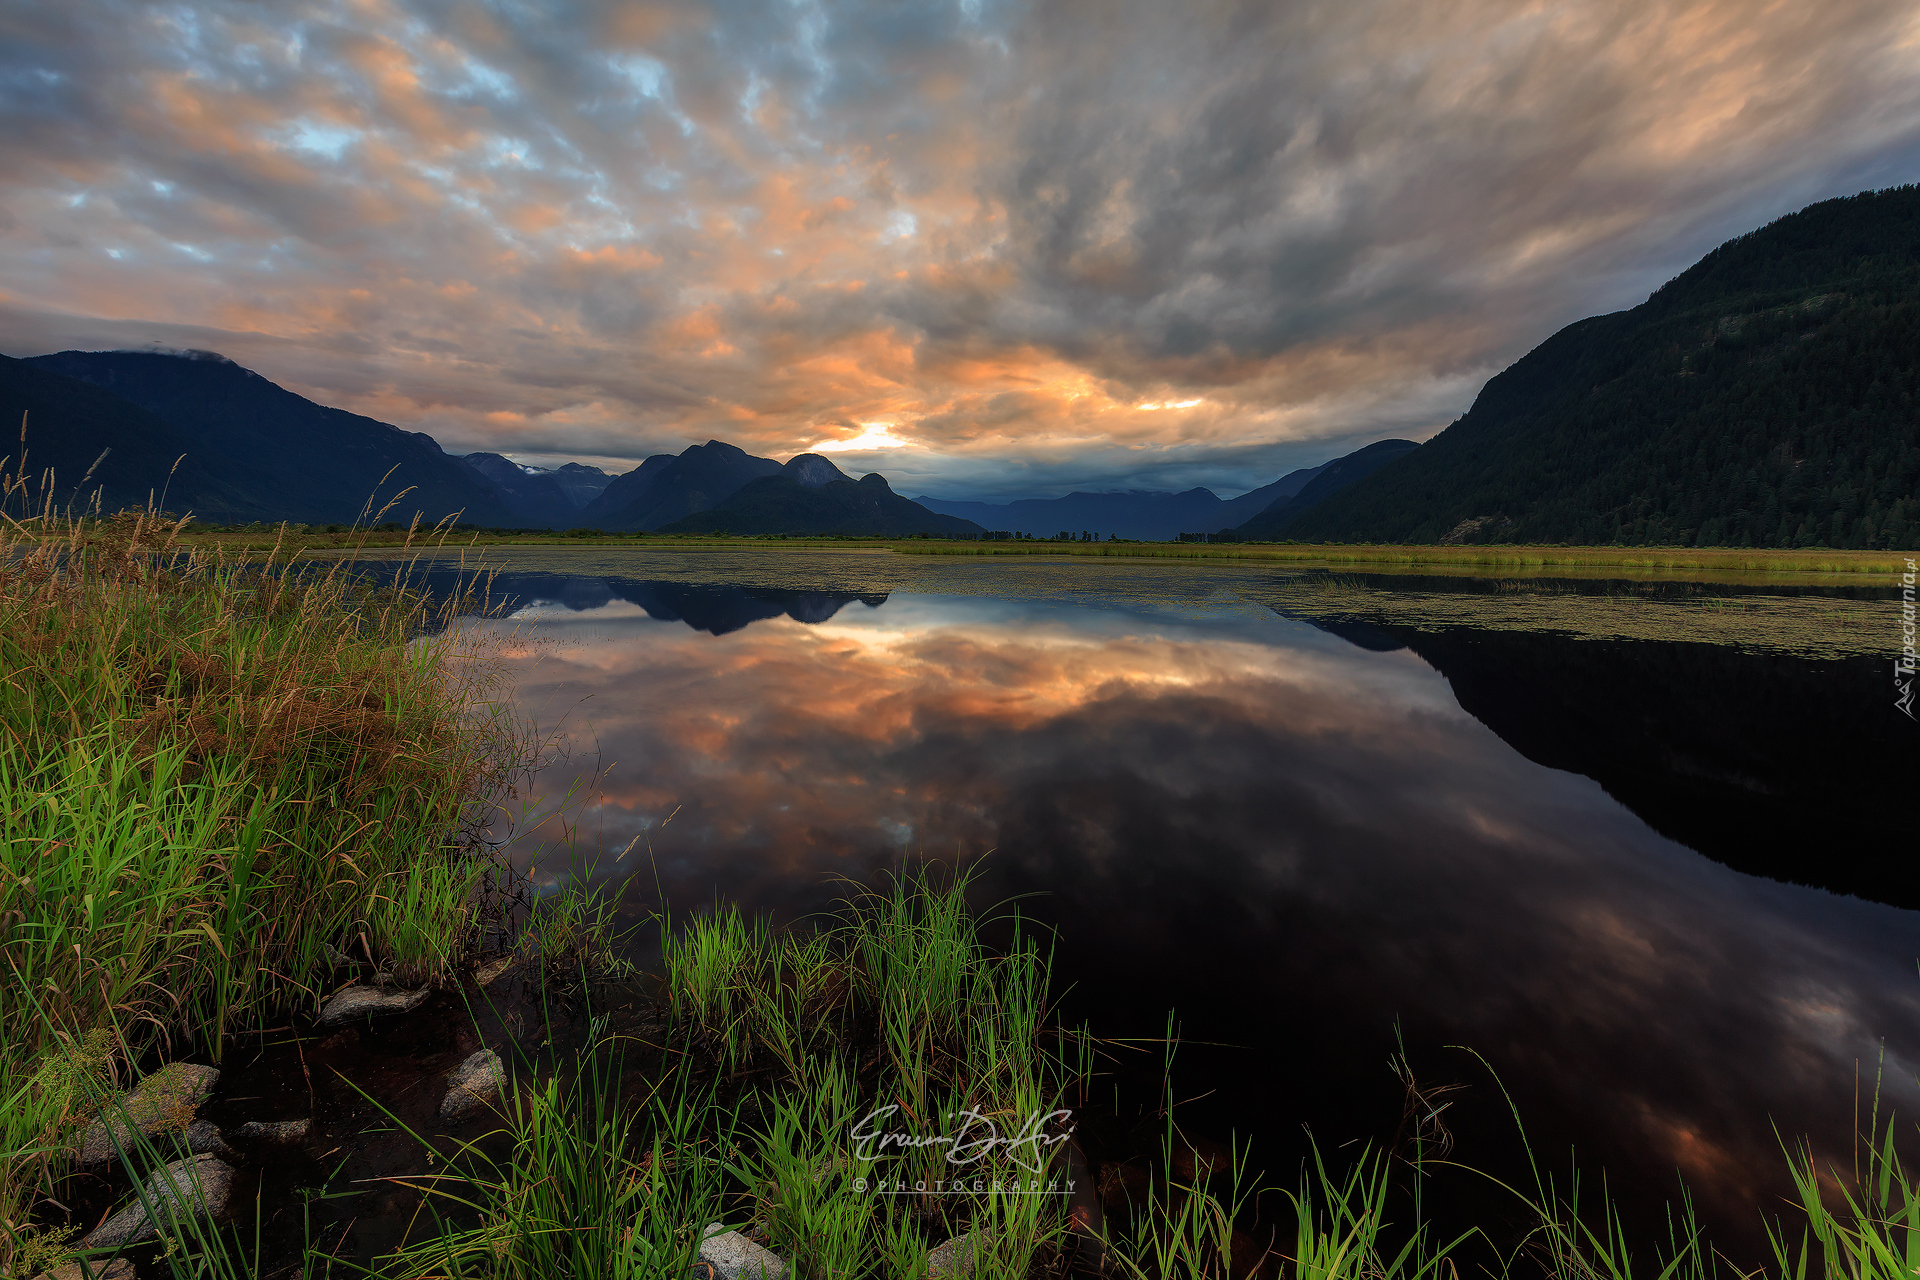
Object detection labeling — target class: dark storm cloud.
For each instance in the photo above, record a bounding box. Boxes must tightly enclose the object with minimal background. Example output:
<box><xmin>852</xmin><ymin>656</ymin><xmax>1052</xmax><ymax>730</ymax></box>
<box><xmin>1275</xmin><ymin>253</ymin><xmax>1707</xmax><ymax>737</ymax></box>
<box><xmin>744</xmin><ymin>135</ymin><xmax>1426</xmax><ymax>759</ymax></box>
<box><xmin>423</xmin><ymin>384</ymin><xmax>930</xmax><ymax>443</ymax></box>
<box><xmin>1</xmin><ymin>0</ymin><xmax>1917</xmax><ymax>496</ymax></box>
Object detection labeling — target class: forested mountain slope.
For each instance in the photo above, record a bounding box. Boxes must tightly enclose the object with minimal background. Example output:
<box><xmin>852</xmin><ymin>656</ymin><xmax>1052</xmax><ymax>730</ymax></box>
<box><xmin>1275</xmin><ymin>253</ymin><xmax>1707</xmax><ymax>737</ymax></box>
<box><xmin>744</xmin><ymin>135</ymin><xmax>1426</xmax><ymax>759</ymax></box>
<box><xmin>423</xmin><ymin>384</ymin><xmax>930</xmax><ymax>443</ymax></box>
<box><xmin>1289</xmin><ymin>186</ymin><xmax>1920</xmax><ymax>548</ymax></box>
<box><xmin>25</xmin><ymin>349</ymin><xmax>515</xmax><ymax>526</ymax></box>
<box><xmin>0</xmin><ymin>354</ymin><xmax>277</xmax><ymax>522</ymax></box>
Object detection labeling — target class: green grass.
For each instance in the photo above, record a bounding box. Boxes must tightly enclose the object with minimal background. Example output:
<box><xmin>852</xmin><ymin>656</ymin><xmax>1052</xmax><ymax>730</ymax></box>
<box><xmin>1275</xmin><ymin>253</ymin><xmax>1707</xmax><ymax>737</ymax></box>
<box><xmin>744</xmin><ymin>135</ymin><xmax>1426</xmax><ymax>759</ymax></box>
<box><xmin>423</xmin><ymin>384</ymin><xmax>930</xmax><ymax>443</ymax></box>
<box><xmin>338</xmin><ymin>870</ymin><xmax>1084</xmax><ymax>1279</ymax></box>
<box><xmin>35</xmin><ymin>854</ymin><xmax>1920</xmax><ymax>1280</ymax></box>
<box><xmin>0</xmin><ymin>493</ymin><xmax>524</xmax><ymax>1273</ymax></box>
<box><xmin>888</xmin><ymin>540</ymin><xmax>1906</xmax><ymax>575</ymax></box>
<box><xmin>10</xmin><ymin>491</ymin><xmax>1918</xmax><ymax>1277</ymax></box>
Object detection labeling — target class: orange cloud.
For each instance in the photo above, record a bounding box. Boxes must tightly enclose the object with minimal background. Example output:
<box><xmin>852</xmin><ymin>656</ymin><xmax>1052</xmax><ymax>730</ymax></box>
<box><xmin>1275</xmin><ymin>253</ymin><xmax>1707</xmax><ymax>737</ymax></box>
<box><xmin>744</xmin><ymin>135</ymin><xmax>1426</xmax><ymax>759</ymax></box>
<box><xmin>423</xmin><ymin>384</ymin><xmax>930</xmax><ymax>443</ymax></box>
<box><xmin>1</xmin><ymin>0</ymin><xmax>1915</xmax><ymax>496</ymax></box>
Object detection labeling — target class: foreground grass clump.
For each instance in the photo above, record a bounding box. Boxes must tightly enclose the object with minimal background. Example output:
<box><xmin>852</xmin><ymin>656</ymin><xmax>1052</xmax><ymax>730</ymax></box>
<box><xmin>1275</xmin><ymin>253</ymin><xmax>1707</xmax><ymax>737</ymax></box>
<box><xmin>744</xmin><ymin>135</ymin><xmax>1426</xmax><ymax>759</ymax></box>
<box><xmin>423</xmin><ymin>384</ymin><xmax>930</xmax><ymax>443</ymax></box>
<box><xmin>375</xmin><ymin>872</ymin><xmax>1092</xmax><ymax>1279</ymax></box>
<box><xmin>0</xmin><ymin>504</ymin><xmax>515</xmax><ymax>1271</ymax></box>
<box><xmin>374</xmin><ymin>876</ymin><xmax>1920</xmax><ymax>1280</ymax></box>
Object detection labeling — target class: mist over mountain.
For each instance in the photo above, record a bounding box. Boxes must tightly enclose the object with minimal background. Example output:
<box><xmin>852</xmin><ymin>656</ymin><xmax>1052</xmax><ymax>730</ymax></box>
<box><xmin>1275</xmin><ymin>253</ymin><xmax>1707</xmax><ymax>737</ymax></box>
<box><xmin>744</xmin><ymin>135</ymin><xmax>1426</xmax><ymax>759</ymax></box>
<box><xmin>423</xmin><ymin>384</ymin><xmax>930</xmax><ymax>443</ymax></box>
<box><xmin>1289</xmin><ymin>186</ymin><xmax>1920</xmax><ymax>548</ymax></box>
<box><xmin>25</xmin><ymin>349</ymin><xmax>515</xmax><ymax>526</ymax></box>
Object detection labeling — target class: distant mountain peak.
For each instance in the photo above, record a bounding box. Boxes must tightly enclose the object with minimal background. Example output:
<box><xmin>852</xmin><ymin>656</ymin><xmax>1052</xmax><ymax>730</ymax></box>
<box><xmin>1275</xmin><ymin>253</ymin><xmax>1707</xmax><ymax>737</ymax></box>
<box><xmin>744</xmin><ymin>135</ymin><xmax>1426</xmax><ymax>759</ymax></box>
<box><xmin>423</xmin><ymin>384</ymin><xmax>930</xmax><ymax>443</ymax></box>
<box><xmin>785</xmin><ymin>453</ymin><xmax>850</xmax><ymax>487</ymax></box>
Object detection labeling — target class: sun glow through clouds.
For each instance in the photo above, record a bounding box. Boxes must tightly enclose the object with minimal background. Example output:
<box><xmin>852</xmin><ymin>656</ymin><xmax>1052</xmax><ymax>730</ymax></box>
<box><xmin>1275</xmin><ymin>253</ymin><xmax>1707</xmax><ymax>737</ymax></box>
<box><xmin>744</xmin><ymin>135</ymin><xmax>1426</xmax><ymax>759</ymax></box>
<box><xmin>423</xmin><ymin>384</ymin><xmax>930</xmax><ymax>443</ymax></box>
<box><xmin>0</xmin><ymin>0</ymin><xmax>1912</xmax><ymax>497</ymax></box>
<box><xmin>813</xmin><ymin>423</ymin><xmax>911</xmax><ymax>452</ymax></box>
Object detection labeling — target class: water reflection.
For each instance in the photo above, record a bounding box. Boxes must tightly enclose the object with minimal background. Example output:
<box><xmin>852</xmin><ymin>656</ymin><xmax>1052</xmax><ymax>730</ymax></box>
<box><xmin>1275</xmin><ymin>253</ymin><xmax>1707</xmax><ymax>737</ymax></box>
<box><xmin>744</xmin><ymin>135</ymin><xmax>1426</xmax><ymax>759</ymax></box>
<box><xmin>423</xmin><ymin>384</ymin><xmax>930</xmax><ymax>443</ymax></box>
<box><xmin>455</xmin><ymin>569</ymin><xmax>1917</xmax><ymax>1261</ymax></box>
<box><xmin>467</xmin><ymin>569</ymin><xmax>889</xmax><ymax>634</ymax></box>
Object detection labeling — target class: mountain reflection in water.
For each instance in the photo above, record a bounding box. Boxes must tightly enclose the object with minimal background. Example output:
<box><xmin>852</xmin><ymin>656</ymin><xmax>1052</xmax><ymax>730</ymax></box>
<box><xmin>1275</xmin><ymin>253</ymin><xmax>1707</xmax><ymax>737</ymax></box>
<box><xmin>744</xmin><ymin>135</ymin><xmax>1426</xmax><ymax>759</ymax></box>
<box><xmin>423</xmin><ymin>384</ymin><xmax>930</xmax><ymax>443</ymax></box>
<box><xmin>472</xmin><ymin>571</ymin><xmax>888</xmax><ymax>634</ymax></box>
<box><xmin>453</xmin><ymin>568</ymin><xmax>1917</xmax><ymax>1262</ymax></box>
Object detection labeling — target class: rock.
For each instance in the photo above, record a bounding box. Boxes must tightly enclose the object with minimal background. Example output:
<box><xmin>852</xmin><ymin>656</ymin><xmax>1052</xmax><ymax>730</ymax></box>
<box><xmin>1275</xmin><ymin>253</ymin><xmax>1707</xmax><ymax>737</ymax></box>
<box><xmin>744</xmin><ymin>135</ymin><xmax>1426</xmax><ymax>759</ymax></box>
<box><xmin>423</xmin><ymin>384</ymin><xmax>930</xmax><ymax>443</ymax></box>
<box><xmin>316</xmin><ymin>984</ymin><xmax>431</xmax><ymax>1027</ymax></box>
<box><xmin>182</xmin><ymin>1119</ymin><xmax>235</xmax><ymax>1161</ymax></box>
<box><xmin>323</xmin><ymin>942</ymin><xmax>364</xmax><ymax>969</ymax></box>
<box><xmin>34</xmin><ymin>1259</ymin><xmax>135</xmax><ymax>1280</ymax></box>
<box><xmin>472</xmin><ymin>954</ymin><xmax>515</xmax><ymax>986</ymax></box>
<box><xmin>234</xmin><ymin>1118</ymin><xmax>311</xmax><ymax>1143</ymax></box>
<box><xmin>77</xmin><ymin>1064</ymin><xmax>220</xmax><ymax>1165</ymax></box>
<box><xmin>83</xmin><ymin>1154</ymin><xmax>236</xmax><ymax>1249</ymax></box>
<box><xmin>698</xmin><ymin>1223</ymin><xmax>788</xmax><ymax>1280</ymax></box>
<box><xmin>439</xmin><ymin>1049</ymin><xmax>505</xmax><ymax>1120</ymax></box>
<box><xmin>928</xmin><ymin>1231</ymin><xmax>980</xmax><ymax>1278</ymax></box>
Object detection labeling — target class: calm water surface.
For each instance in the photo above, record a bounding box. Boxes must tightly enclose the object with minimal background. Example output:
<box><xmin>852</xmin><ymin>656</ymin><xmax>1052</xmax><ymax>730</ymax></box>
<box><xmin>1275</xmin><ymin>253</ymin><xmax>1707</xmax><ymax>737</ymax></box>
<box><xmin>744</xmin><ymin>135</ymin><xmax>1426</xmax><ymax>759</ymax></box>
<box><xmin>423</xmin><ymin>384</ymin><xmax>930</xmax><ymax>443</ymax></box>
<box><xmin>386</xmin><ymin>547</ymin><xmax>1917</xmax><ymax>1259</ymax></box>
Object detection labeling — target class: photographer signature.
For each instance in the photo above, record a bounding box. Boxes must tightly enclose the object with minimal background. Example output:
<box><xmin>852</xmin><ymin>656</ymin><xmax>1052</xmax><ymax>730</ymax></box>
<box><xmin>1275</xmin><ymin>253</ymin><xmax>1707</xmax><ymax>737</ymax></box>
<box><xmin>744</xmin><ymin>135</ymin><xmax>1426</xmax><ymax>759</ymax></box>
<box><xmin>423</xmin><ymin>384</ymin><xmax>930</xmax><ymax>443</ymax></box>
<box><xmin>849</xmin><ymin>1107</ymin><xmax>1074</xmax><ymax>1173</ymax></box>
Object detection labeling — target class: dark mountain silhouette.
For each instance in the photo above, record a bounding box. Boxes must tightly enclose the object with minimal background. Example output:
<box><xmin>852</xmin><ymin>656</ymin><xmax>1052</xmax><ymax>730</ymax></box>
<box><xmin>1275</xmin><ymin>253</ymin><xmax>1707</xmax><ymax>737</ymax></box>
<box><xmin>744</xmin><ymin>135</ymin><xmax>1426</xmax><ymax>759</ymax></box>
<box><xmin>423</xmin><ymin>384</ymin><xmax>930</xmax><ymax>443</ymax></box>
<box><xmin>460</xmin><ymin>452</ymin><xmax>575</xmax><ymax>526</ymax></box>
<box><xmin>580</xmin><ymin>440</ymin><xmax>783</xmax><ymax>530</ymax></box>
<box><xmin>1228</xmin><ymin>440</ymin><xmax>1420</xmax><ymax>538</ymax></box>
<box><xmin>24</xmin><ymin>348</ymin><xmax>515</xmax><ymax>526</ymax></box>
<box><xmin>784</xmin><ymin>453</ymin><xmax>852</xmax><ymax>487</ymax></box>
<box><xmin>543</xmin><ymin>462</ymin><xmax>614</xmax><ymax>505</ymax></box>
<box><xmin>915</xmin><ymin>458</ymin><xmax>1335</xmax><ymax>540</ymax></box>
<box><xmin>0</xmin><ymin>353</ymin><xmax>278</xmax><ymax>522</ymax></box>
<box><xmin>661</xmin><ymin>462</ymin><xmax>985</xmax><ymax>536</ymax></box>
<box><xmin>1287</xmin><ymin>185</ymin><xmax>1920</xmax><ymax>548</ymax></box>
<box><xmin>1214</xmin><ymin>462</ymin><xmax>1330</xmax><ymax>526</ymax></box>
<box><xmin>916</xmin><ymin>487</ymin><xmax>1225</xmax><ymax>540</ymax></box>
<box><xmin>580</xmin><ymin>453</ymin><xmax>675</xmax><ymax>523</ymax></box>
<box><xmin>398</xmin><ymin>565</ymin><xmax>891</xmax><ymax>635</ymax></box>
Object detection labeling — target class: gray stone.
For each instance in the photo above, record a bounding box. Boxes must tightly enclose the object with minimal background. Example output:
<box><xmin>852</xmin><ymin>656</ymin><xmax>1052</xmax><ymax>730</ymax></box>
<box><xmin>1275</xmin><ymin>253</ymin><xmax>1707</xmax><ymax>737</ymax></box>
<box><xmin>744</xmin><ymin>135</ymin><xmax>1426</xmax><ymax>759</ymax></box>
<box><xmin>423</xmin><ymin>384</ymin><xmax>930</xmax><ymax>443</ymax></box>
<box><xmin>472</xmin><ymin>954</ymin><xmax>515</xmax><ymax>986</ymax></box>
<box><xmin>927</xmin><ymin>1232</ymin><xmax>980</xmax><ymax>1278</ymax></box>
<box><xmin>83</xmin><ymin>1154</ymin><xmax>236</xmax><ymax>1249</ymax></box>
<box><xmin>439</xmin><ymin>1049</ymin><xmax>505</xmax><ymax>1121</ymax></box>
<box><xmin>235</xmin><ymin>1118</ymin><xmax>311</xmax><ymax>1143</ymax></box>
<box><xmin>316</xmin><ymin>984</ymin><xmax>430</xmax><ymax>1027</ymax></box>
<box><xmin>78</xmin><ymin>1064</ymin><xmax>221</xmax><ymax>1165</ymax></box>
<box><xmin>698</xmin><ymin>1223</ymin><xmax>788</xmax><ymax>1280</ymax></box>
<box><xmin>181</xmin><ymin>1119</ymin><xmax>234</xmax><ymax>1160</ymax></box>
<box><xmin>323</xmin><ymin>942</ymin><xmax>365</xmax><ymax>969</ymax></box>
<box><xmin>33</xmin><ymin>1259</ymin><xmax>135</xmax><ymax>1280</ymax></box>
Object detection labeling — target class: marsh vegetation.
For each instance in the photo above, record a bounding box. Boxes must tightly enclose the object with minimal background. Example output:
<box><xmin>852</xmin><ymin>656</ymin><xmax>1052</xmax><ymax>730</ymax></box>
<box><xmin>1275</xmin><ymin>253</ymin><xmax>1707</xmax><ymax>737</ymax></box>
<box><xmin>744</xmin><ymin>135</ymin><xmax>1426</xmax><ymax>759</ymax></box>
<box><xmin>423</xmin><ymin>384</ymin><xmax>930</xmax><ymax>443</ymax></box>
<box><xmin>4</xmin><ymin>490</ymin><xmax>1917</xmax><ymax>1280</ymax></box>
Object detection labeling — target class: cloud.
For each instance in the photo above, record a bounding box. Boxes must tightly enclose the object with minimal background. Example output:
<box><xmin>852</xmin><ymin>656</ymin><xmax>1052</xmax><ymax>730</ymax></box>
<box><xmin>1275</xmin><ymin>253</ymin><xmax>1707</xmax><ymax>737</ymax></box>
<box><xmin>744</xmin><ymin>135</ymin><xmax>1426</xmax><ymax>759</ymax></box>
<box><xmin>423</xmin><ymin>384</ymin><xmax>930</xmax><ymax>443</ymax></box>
<box><xmin>1</xmin><ymin>0</ymin><xmax>1917</xmax><ymax>497</ymax></box>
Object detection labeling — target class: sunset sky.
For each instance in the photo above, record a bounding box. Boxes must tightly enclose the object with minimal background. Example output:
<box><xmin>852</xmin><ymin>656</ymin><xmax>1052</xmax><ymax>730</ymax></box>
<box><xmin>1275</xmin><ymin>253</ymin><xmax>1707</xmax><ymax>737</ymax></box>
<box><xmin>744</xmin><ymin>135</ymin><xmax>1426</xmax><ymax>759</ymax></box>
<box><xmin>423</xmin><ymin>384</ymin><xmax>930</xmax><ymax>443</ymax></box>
<box><xmin>4</xmin><ymin>0</ymin><xmax>1919</xmax><ymax>500</ymax></box>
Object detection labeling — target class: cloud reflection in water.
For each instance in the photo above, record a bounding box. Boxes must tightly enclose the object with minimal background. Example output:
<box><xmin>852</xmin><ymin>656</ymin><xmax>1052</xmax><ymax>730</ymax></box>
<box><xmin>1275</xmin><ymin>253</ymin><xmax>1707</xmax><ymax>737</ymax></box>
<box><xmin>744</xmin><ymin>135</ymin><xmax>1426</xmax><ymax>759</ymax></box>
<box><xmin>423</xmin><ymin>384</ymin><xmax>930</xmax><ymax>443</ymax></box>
<box><xmin>477</xmin><ymin>582</ymin><xmax>1920</xmax><ymax>1258</ymax></box>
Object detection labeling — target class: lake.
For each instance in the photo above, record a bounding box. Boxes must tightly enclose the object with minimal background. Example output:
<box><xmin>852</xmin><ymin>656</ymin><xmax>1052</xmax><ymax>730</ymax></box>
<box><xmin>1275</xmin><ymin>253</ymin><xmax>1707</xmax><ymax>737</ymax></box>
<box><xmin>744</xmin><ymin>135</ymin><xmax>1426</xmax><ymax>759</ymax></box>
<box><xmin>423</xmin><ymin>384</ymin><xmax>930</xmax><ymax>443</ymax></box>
<box><xmin>376</xmin><ymin>545</ymin><xmax>1917</xmax><ymax>1262</ymax></box>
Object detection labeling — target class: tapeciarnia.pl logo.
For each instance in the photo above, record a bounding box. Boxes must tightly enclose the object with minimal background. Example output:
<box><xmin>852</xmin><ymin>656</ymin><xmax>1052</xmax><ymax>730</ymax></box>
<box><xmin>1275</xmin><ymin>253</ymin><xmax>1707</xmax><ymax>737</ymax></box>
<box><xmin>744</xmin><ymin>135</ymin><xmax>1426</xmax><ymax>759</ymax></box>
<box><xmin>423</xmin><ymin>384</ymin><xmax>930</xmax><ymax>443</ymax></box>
<box><xmin>1898</xmin><ymin>557</ymin><xmax>1917</xmax><ymax>720</ymax></box>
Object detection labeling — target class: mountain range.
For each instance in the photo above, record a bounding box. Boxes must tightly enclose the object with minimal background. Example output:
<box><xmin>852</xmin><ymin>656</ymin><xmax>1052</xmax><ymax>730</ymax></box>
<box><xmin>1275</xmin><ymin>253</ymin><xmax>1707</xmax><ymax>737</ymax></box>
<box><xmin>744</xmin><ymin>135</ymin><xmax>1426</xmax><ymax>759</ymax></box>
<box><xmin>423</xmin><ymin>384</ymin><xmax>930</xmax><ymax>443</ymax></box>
<box><xmin>1</xmin><ymin>346</ymin><xmax>1393</xmax><ymax>539</ymax></box>
<box><xmin>25</xmin><ymin>348</ymin><xmax>518</xmax><ymax>526</ymax></box>
<box><xmin>662</xmin><ymin>454</ymin><xmax>986</xmax><ymax>537</ymax></box>
<box><xmin>9</xmin><ymin>186</ymin><xmax>1913</xmax><ymax>547</ymax></box>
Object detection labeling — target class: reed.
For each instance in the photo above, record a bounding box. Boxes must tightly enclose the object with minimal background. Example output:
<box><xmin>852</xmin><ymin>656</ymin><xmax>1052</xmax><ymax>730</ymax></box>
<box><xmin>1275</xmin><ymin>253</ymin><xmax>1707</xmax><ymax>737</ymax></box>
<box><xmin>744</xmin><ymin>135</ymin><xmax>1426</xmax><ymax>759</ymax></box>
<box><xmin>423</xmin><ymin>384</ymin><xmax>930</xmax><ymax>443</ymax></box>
<box><xmin>0</xmin><ymin>481</ymin><xmax>523</xmax><ymax>1272</ymax></box>
<box><xmin>390</xmin><ymin>869</ymin><xmax>1089</xmax><ymax>1279</ymax></box>
<box><xmin>367</xmin><ymin>1014</ymin><xmax>730</xmax><ymax>1280</ymax></box>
